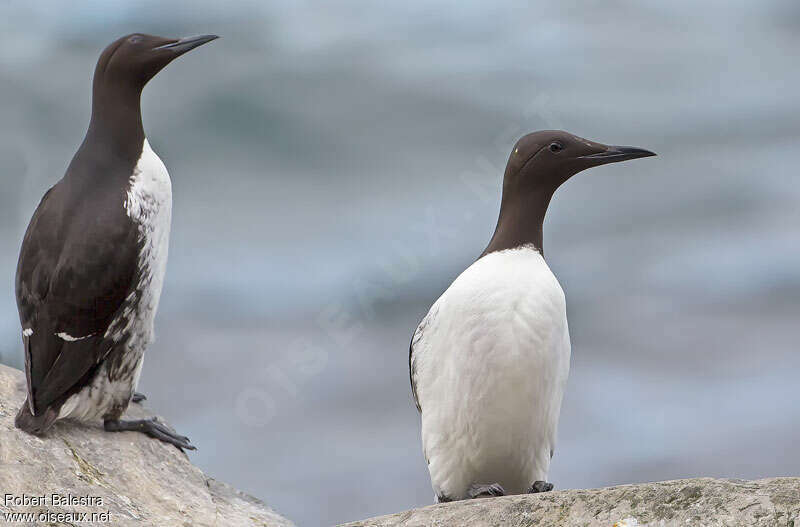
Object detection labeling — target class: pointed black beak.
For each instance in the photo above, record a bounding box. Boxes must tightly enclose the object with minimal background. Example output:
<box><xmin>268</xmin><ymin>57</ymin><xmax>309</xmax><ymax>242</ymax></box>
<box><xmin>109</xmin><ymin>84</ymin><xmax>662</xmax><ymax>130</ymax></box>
<box><xmin>580</xmin><ymin>145</ymin><xmax>657</xmax><ymax>166</ymax></box>
<box><xmin>153</xmin><ymin>34</ymin><xmax>219</xmax><ymax>55</ymax></box>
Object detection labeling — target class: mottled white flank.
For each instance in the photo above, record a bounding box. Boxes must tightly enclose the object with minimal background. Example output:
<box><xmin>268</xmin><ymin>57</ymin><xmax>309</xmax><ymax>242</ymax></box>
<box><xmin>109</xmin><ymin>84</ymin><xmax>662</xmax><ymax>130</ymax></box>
<box><xmin>120</xmin><ymin>137</ymin><xmax>172</xmax><ymax>339</ymax></box>
<box><xmin>22</xmin><ymin>328</ymin><xmax>33</xmax><ymax>337</ymax></box>
<box><xmin>55</xmin><ymin>332</ymin><xmax>94</xmax><ymax>342</ymax></box>
<box><xmin>60</xmin><ymin>138</ymin><xmax>171</xmax><ymax>421</ymax></box>
<box><xmin>412</xmin><ymin>245</ymin><xmax>571</xmax><ymax>500</ymax></box>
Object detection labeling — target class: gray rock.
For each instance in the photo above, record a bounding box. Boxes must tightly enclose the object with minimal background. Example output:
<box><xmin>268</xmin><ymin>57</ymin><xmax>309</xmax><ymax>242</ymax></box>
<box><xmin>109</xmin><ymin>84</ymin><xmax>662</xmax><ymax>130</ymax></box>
<box><xmin>0</xmin><ymin>364</ymin><xmax>295</xmax><ymax>526</ymax></box>
<box><xmin>341</xmin><ymin>478</ymin><xmax>800</xmax><ymax>526</ymax></box>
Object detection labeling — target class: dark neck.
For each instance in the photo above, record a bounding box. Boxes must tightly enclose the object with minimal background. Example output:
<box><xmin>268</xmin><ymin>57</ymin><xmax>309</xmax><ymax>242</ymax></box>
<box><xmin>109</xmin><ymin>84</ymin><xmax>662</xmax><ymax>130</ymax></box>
<box><xmin>480</xmin><ymin>187</ymin><xmax>554</xmax><ymax>258</ymax></box>
<box><xmin>81</xmin><ymin>80</ymin><xmax>145</xmax><ymax>165</ymax></box>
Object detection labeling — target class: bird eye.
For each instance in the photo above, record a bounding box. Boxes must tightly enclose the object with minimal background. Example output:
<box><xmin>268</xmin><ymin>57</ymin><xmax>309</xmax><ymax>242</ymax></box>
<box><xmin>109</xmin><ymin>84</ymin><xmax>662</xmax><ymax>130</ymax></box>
<box><xmin>549</xmin><ymin>142</ymin><xmax>564</xmax><ymax>153</ymax></box>
<box><xmin>128</xmin><ymin>35</ymin><xmax>143</xmax><ymax>44</ymax></box>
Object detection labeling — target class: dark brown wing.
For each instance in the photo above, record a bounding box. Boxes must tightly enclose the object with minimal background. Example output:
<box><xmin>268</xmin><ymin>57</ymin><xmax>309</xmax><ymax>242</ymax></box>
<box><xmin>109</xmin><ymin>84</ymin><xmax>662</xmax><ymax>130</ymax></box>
<box><xmin>409</xmin><ymin>337</ymin><xmax>421</xmax><ymax>413</ymax></box>
<box><xmin>409</xmin><ymin>305</ymin><xmax>438</xmax><ymax>413</ymax></box>
<box><xmin>16</xmin><ymin>178</ymin><xmax>140</xmax><ymax>414</ymax></box>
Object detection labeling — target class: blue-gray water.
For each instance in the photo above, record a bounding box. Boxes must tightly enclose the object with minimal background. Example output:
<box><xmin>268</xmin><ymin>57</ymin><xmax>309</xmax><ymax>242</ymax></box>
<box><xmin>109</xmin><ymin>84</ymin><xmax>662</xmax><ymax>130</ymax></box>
<box><xmin>1</xmin><ymin>1</ymin><xmax>799</xmax><ymax>525</ymax></box>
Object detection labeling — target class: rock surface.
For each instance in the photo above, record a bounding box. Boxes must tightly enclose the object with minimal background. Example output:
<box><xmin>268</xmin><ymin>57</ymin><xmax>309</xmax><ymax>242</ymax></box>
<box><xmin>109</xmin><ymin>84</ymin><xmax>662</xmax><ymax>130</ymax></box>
<box><xmin>5</xmin><ymin>357</ymin><xmax>798</xmax><ymax>527</ymax></box>
<box><xmin>342</xmin><ymin>478</ymin><xmax>800</xmax><ymax>527</ymax></box>
<box><xmin>0</xmin><ymin>364</ymin><xmax>295</xmax><ymax>527</ymax></box>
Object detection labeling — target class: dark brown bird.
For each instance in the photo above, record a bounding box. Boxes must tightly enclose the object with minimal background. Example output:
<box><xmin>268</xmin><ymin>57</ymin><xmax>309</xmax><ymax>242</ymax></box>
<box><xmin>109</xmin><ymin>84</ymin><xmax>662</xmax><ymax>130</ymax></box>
<box><xmin>15</xmin><ymin>33</ymin><xmax>218</xmax><ymax>450</ymax></box>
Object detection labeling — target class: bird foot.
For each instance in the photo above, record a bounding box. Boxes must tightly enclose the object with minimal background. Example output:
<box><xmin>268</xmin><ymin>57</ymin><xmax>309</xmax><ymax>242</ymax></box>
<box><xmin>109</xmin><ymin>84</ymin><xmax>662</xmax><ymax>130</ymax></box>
<box><xmin>131</xmin><ymin>392</ymin><xmax>147</xmax><ymax>404</ymax></box>
<box><xmin>467</xmin><ymin>483</ymin><xmax>506</xmax><ymax>499</ymax></box>
<box><xmin>528</xmin><ymin>480</ymin><xmax>554</xmax><ymax>493</ymax></box>
<box><xmin>104</xmin><ymin>418</ymin><xmax>195</xmax><ymax>451</ymax></box>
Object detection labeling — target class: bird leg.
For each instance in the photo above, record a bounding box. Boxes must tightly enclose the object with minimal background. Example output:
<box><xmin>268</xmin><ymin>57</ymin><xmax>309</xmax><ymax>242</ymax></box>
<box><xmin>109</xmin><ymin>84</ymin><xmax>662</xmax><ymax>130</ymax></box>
<box><xmin>528</xmin><ymin>480</ymin><xmax>554</xmax><ymax>493</ymax></box>
<box><xmin>104</xmin><ymin>418</ymin><xmax>195</xmax><ymax>451</ymax></box>
<box><xmin>467</xmin><ymin>483</ymin><xmax>506</xmax><ymax>499</ymax></box>
<box><xmin>131</xmin><ymin>392</ymin><xmax>147</xmax><ymax>403</ymax></box>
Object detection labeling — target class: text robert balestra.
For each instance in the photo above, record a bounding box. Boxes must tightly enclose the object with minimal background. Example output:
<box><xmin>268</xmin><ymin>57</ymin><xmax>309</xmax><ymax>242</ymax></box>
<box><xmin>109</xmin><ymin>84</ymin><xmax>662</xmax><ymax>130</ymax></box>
<box><xmin>4</xmin><ymin>493</ymin><xmax>104</xmax><ymax>507</ymax></box>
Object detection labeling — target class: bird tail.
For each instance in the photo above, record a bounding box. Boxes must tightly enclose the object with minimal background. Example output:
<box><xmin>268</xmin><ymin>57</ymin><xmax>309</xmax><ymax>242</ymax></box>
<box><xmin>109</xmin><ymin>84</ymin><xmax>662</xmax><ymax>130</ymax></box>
<box><xmin>15</xmin><ymin>399</ymin><xmax>58</xmax><ymax>435</ymax></box>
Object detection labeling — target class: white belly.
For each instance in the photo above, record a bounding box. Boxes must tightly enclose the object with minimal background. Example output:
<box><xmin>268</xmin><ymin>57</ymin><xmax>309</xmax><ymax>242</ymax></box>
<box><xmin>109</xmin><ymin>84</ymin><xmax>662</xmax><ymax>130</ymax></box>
<box><xmin>60</xmin><ymin>139</ymin><xmax>171</xmax><ymax>421</ymax></box>
<box><xmin>123</xmin><ymin>137</ymin><xmax>172</xmax><ymax>343</ymax></box>
<box><xmin>413</xmin><ymin>246</ymin><xmax>571</xmax><ymax>500</ymax></box>
<box><xmin>57</xmin><ymin>356</ymin><xmax>146</xmax><ymax>421</ymax></box>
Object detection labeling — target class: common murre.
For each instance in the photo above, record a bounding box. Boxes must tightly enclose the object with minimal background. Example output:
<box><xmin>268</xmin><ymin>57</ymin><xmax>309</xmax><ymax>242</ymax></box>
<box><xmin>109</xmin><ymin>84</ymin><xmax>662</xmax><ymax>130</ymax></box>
<box><xmin>14</xmin><ymin>33</ymin><xmax>219</xmax><ymax>450</ymax></box>
<box><xmin>409</xmin><ymin>130</ymin><xmax>656</xmax><ymax>501</ymax></box>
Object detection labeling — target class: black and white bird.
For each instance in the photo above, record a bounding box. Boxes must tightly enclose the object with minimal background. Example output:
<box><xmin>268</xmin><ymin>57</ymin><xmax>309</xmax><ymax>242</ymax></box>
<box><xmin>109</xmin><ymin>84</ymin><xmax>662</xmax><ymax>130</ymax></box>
<box><xmin>14</xmin><ymin>33</ymin><xmax>218</xmax><ymax>450</ymax></box>
<box><xmin>409</xmin><ymin>130</ymin><xmax>655</xmax><ymax>501</ymax></box>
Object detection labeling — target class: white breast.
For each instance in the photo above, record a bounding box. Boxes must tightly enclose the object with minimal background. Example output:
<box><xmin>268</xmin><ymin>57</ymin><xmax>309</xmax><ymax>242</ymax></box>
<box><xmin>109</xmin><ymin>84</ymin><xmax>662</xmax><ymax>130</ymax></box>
<box><xmin>122</xmin><ymin>138</ymin><xmax>172</xmax><ymax>337</ymax></box>
<box><xmin>413</xmin><ymin>245</ymin><xmax>571</xmax><ymax>500</ymax></box>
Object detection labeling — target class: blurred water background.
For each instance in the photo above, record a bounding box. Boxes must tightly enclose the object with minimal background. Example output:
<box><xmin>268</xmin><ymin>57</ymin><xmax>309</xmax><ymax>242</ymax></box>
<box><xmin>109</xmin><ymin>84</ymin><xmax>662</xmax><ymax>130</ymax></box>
<box><xmin>1</xmin><ymin>1</ymin><xmax>799</xmax><ymax>525</ymax></box>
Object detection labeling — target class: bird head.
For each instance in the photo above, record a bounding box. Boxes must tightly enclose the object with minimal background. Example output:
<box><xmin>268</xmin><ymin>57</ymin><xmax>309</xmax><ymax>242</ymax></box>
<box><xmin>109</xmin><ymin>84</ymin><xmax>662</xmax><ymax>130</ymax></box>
<box><xmin>94</xmin><ymin>33</ymin><xmax>219</xmax><ymax>91</ymax></box>
<box><xmin>503</xmin><ymin>130</ymin><xmax>656</xmax><ymax>195</ymax></box>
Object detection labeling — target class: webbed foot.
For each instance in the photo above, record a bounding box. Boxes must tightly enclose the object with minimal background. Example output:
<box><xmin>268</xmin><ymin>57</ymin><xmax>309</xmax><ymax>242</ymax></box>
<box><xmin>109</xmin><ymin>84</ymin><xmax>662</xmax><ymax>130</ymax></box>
<box><xmin>528</xmin><ymin>480</ymin><xmax>554</xmax><ymax>493</ymax></box>
<box><xmin>467</xmin><ymin>483</ymin><xmax>506</xmax><ymax>499</ymax></box>
<box><xmin>104</xmin><ymin>418</ymin><xmax>195</xmax><ymax>451</ymax></box>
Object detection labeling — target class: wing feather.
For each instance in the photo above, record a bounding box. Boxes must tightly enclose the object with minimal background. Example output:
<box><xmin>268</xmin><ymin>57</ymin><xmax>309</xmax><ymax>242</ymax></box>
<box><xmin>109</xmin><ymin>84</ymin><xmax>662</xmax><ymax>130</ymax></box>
<box><xmin>409</xmin><ymin>303</ymin><xmax>439</xmax><ymax>414</ymax></box>
<box><xmin>16</xmin><ymin>179</ymin><xmax>140</xmax><ymax>414</ymax></box>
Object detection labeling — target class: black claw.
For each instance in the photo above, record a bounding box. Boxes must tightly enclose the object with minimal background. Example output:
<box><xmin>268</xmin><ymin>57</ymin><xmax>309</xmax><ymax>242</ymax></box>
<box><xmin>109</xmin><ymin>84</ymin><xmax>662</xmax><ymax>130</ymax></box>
<box><xmin>104</xmin><ymin>418</ymin><xmax>196</xmax><ymax>451</ymax></box>
<box><xmin>467</xmin><ymin>483</ymin><xmax>506</xmax><ymax>499</ymax></box>
<box><xmin>131</xmin><ymin>392</ymin><xmax>147</xmax><ymax>403</ymax></box>
<box><xmin>148</xmin><ymin>418</ymin><xmax>191</xmax><ymax>443</ymax></box>
<box><xmin>528</xmin><ymin>480</ymin><xmax>554</xmax><ymax>493</ymax></box>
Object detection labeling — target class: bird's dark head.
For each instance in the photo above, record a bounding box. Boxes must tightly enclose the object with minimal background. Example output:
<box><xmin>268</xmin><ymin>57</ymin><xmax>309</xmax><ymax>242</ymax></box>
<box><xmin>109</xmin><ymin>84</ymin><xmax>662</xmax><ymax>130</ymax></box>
<box><xmin>482</xmin><ymin>130</ymin><xmax>656</xmax><ymax>256</ymax></box>
<box><xmin>503</xmin><ymin>130</ymin><xmax>656</xmax><ymax>195</ymax></box>
<box><xmin>94</xmin><ymin>33</ymin><xmax>219</xmax><ymax>91</ymax></box>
